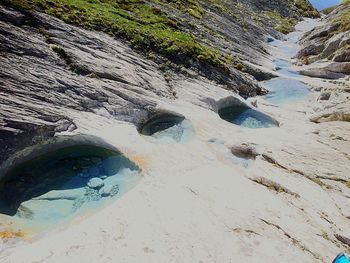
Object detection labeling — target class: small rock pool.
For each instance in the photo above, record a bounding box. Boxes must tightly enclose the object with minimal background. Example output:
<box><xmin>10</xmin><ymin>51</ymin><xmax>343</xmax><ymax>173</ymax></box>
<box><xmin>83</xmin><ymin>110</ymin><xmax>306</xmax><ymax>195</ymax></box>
<box><xmin>140</xmin><ymin>114</ymin><xmax>195</xmax><ymax>143</ymax></box>
<box><xmin>219</xmin><ymin>106</ymin><xmax>279</xmax><ymax>128</ymax></box>
<box><xmin>0</xmin><ymin>144</ymin><xmax>141</xmax><ymax>232</ymax></box>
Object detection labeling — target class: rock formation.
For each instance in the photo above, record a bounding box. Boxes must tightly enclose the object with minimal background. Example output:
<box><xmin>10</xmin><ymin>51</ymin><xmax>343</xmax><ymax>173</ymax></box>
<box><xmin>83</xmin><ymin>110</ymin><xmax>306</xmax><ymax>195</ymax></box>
<box><xmin>298</xmin><ymin>1</ymin><xmax>350</xmax><ymax>78</ymax></box>
<box><xmin>0</xmin><ymin>1</ymin><xmax>349</xmax><ymax>262</ymax></box>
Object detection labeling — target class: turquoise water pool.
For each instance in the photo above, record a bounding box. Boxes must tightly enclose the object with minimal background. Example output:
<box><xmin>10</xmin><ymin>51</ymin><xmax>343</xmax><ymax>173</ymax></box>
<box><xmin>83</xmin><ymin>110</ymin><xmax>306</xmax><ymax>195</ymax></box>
<box><xmin>140</xmin><ymin>115</ymin><xmax>195</xmax><ymax>143</ymax></box>
<box><xmin>0</xmin><ymin>145</ymin><xmax>142</xmax><ymax>232</ymax></box>
<box><xmin>263</xmin><ymin>78</ymin><xmax>310</xmax><ymax>104</ymax></box>
<box><xmin>219</xmin><ymin>106</ymin><xmax>279</xmax><ymax>128</ymax></box>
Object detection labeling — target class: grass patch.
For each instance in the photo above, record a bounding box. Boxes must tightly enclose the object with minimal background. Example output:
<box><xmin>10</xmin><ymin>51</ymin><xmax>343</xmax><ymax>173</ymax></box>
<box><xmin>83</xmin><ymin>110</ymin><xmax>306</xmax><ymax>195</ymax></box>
<box><xmin>294</xmin><ymin>0</ymin><xmax>320</xmax><ymax>18</ymax></box>
<box><xmin>7</xmin><ymin>0</ymin><xmax>229</xmax><ymax>69</ymax></box>
<box><xmin>156</xmin><ymin>0</ymin><xmax>204</xmax><ymax>19</ymax></box>
<box><xmin>322</xmin><ymin>230</ymin><xmax>330</xmax><ymax>240</ymax></box>
<box><xmin>322</xmin><ymin>6</ymin><xmax>336</xmax><ymax>15</ymax></box>
<box><xmin>51</xmin><ymin>44</ymin><xmax>72</xmax><ymax>64</ymax></box>
<box><xmin>333</xmin><ymin>5</ymin><xmax>350</xmax><ymax>32</ymax></box>
<box><xmin>265</xmin><ymin>11</ymin><xmax>298</xmax><ymax>34</ymax></box>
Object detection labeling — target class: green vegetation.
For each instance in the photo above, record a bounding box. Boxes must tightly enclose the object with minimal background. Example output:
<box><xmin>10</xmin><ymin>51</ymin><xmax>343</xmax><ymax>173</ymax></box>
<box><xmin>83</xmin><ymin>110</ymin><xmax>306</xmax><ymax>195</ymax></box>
<box><xmin>322</xmin><ymin>6</ymin><xmax>336</xmax><ymax>14</ymax></box>
<box><xmin>346</xmin><ymin>181</ymin><xmax>350</xmax><ymax>188</ymax></box>
<box><xmin>51</xmin><ymin>44</ymin><xmax>71</xmax><ymax>63</ymax></box>
<box><xmin>265</xmin><ymin>11</ymin><xmax>298</xmax><ymax>34</ymax></box>
<box><xmin>333</xmin><ymin>6</ymin><xmax>350</xmax><ymax>32</ymax></box>
<box><xmin>294</xmin><ymin>0</ymin><xmax>320</xmax><ymax>18</ymax></box>
<box><xmin>322</xmin><ymin>230</ymin><xmax>330</xmax><ymax>240</ymax></box>
<box><xmin>155</xmin><ymin>0</ymin><xmax>204</xmax><ymax>19</ymax></box>
<box><xmin>7</xmin><ymin>0</ymin><xmax>228</xmax><ymax>69</ymax></box>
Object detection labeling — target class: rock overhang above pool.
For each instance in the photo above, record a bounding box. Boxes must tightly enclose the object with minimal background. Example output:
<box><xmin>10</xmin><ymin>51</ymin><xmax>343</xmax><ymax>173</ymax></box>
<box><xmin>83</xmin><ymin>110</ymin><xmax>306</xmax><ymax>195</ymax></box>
<box><xmin>216</xmin><ymin>97</ymin><xmax>279</xmax><ymax>129</ymax></box>
<box><xmin>219</xmin><ymin>106</ymin><xmax>279</xmax><ymax>128</ymax></box>
<box><xmin>138</xmin><ymin>111</ymin><xmax>195</xmax><ymax>143</ymax></box>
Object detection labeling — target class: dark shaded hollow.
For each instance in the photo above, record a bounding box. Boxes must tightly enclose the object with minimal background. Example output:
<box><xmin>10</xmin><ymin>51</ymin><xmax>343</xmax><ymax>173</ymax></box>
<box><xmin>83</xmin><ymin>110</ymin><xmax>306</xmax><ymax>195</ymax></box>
<box><xmin>139</xmin><ymin>113</ymin><xmax>185</xmax><ymax>136</ymax></box>
<box><xmin>0</xmin><ymin>144</ymin><xmax>137</xmax><ymax>216</ymax></box>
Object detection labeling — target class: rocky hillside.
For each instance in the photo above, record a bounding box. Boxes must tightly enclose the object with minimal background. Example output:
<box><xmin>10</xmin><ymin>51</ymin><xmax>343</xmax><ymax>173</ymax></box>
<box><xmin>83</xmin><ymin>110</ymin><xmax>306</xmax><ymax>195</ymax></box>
<box><xmin>1</xmin><ymin>1</ymin><xmax>350</xmax><ymax>262</ymax></box>
<box><xmin>297</xmin><ymin>1</ymin><xmax>350</xmax><ymax>78</ymax></box>
<box><xmin>0</xmin><ymin>0</ymin><xmax>318</xmax><ymax>164</ymax></box>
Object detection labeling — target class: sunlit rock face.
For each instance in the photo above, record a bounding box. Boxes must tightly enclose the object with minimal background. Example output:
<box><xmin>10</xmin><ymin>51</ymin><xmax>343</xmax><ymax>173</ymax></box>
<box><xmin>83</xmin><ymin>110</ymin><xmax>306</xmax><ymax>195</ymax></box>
<box><xmin>219</xmin><ymin>106</ymin><xmax>279</xmax><ymax>129</ymax></box>
<box><xmin>0</xmin><ymin>144</ymin><xmax>141</xmax><ymax>232</ymax></box>
<box><xmin>139</xmin><ymin>113</ymin><xmax>195</xmax><ymax>143</ymax></box>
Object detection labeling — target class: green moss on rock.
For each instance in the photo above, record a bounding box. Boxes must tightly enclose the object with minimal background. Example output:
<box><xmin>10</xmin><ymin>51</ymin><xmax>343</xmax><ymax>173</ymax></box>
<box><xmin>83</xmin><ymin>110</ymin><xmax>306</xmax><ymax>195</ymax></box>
<box><xmin>7</xmin><ymin>0</ymin><xmax>229</xmax><ymax>69</ymax></box>
<box><xmin>265</xmin><ymin>11</ymin><xmax>298</xmax><ymax>34</ymax></box>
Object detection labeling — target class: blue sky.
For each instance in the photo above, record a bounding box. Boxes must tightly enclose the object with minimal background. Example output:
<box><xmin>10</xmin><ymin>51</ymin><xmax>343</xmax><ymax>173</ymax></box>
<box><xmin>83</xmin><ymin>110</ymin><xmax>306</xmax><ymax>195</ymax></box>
<box><xmin>309</xmin><ymin>0</ymin><xmax>341</xmax><ymax>10</ymax></box>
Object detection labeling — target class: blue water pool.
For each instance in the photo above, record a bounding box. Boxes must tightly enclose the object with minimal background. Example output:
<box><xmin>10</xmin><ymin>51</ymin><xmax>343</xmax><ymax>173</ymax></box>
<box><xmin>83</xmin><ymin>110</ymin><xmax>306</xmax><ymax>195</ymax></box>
<box><xmin>0</xmin><ymin>145</ymin><xmax>142</xmax><ymax>232</ymax></box>
<box><xmin>273</xmin><ymin>59</ymin><xmax>300</xmax><ymax>77</ymax></box>
<box><xmin>140</xmin><ymin>115</ymin><xmax>195</xmax><ymax>143</ymax></box>
<box><xmin>263</xmin><ymin>78</ymin><xmax>310</xmax><ymax>104</ymax></box>
<box><xmin>219</xmin><ymin>106</ymin><xmax>279</xmax><ymax>128</ymax></box>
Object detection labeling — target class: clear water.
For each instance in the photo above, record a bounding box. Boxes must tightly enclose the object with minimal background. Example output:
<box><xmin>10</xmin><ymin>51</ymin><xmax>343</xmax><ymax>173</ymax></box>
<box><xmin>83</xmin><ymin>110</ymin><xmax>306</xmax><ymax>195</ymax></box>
<box><xmin>273</xmin><ymin>59</ymin><xmax>300</xmax><ymax>77</ymax></box>
<box><xmin>141</xmin><ymin>117</ymin><xmax>195</xmax><ymax>143</ymax></box>
<box><xmin>263</xmin><ymin>78</ymin><xmax>310</xmax><ymax>104</ymax></box>
<box><xmin>0</xmin><ymin>145</ymin><xmax>142</xmax><ymax>232</ymax></box>
<box><xmin>219</xmin><ymin>107</ymin><xmax>278</xmax><ymax>128</ymax></box>
<box><xmin>265</xmin><ymin>32</ymin><xmax>311</xmax><ymax>104</ymax></box>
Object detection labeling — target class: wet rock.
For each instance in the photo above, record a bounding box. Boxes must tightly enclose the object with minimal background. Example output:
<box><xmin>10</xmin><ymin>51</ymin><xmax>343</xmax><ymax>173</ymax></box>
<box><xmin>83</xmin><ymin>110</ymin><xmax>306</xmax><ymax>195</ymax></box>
<box><xmin>87</xmin><ymin>178</ymin><xmax>104</xmax><ymax>189</ymax></box>
<box><xmin>267</xmin><ymin>36</ymin><xmax>275</xmax><ymax>43</ymax></box>
<box><xmin>99</xmin><ymin>184</ymin><xmax>119</xmax><ymax>197</ymax></box>
<box><xmin>34</xmin><ymin>189</ymin><xmax>86</xmax><ymax>201</ymax></box>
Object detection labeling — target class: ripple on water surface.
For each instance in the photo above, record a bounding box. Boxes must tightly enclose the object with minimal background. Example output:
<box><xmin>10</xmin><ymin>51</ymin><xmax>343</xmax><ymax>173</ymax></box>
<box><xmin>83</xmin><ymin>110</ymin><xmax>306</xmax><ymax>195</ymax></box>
<box><xmin>263</xmin><ymin>78</ymin><xmax>310</xmax><ymax>104</ymax></box>
<box><xmin>0</xmin><ymin>144</ymin><xmax>142</xmax><ymax>232</ymax></box>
